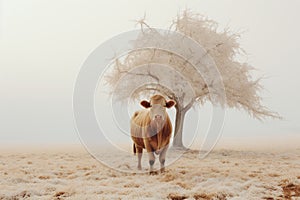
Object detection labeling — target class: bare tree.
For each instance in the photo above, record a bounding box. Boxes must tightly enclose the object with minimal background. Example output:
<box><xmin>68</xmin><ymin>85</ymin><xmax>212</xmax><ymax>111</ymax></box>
<box><xmin>105</xmin><ymin>10</ymin><xmax>281</xmax><ymax>148</ymax></box>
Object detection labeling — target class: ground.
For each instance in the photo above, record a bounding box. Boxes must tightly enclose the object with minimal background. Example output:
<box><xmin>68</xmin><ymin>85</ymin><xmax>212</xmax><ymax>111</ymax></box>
<box><xmin>0</xmin><ymin>146</ymin><xmax>299</xmax><ymax>200</ymax></box>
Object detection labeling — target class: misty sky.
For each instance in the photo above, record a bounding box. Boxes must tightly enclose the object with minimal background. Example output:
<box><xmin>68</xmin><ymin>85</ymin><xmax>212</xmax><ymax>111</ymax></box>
<box><xmin>1</xmin><ymin>0</ymin><xmax>300</xmax><ymax>147</ymax></box>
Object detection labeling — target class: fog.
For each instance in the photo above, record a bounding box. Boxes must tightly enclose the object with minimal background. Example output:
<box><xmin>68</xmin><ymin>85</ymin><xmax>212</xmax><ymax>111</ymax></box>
<box><xmin>1</xmin><ymin>0</ymin><xmax>299</xmax><ymax>148</ymax></box>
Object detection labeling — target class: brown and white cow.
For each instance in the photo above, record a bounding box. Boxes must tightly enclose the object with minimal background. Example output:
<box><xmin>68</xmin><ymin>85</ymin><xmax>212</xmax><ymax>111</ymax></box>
<box><xmin>130</xmin><ymin>95</ymin><xmax>176</xmax><ymax>174</ymax></box>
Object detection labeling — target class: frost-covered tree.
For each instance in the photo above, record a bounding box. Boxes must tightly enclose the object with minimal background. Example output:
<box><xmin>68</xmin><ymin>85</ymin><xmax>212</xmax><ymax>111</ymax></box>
<box><xmin>105</xmin><ymin>11</ymin><xmax>280</xmax><ymax>148</ymax></box>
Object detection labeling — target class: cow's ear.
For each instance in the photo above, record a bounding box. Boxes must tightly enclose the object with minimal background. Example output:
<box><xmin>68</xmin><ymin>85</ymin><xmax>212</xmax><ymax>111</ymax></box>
<box><xmin>140</xmin><ymin>100</ymin><xmax>151</xmax><ymax>108</ymax></box>
<box><xmin>166</xmin><ymin>100</ymin><xmax>176</xmax><ymax>108</ymax></box>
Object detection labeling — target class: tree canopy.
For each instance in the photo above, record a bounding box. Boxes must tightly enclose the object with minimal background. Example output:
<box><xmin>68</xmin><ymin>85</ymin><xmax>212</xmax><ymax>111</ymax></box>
<box><xmin>106</xmin><ymin>10</ymin><xmax>280</xmax><ymax>121</ymax></box>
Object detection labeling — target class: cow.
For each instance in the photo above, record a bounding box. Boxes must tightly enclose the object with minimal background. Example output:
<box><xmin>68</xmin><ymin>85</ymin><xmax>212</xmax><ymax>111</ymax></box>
<box><xmin>130</xmin><ymin>94</ymin><xmax>176</xmax><ymax>174</ymax></box>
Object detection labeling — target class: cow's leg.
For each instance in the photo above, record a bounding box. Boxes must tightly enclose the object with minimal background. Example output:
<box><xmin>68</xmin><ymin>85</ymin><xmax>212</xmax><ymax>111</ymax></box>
<box><xmin>143</xmin><ymin>139</ymin><xmax>156</xmax><ymax>174</ymax></box>
<box><xmin>159</xmin><ymin>145</ymin><xmax>168</xmax><ymax>173</ymax></box>
<box><xmin>136</xmin><ymin>147</ymin><xmax>143</xmax><ymax>170</ymax></box>
<box><xmin>148</xmin><ymin>151</ymin><xmax>156</xmax><ymax>174</ymax></box>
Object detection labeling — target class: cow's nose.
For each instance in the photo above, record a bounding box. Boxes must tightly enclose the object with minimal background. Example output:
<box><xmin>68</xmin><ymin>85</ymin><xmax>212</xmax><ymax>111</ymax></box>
<box><xmin>155</xmin><ymin>115</ymin><xmax>162</xmax><ymax>120</ymax></box>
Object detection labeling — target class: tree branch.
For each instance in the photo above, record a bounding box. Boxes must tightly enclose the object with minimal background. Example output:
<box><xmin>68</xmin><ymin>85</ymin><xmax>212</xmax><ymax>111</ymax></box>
<box><xmin>182</xmin><ymin>98</ymin><xmax>195</xmax><ymax>113</ymax></box>
<box><xmin>132</xmin><ymin>83</ymin><xmax>176</xmax><ymax>101</ymax></box>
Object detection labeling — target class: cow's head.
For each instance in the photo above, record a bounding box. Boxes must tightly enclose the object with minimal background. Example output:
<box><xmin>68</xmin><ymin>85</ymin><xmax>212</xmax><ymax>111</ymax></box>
<box><xmin>140</xmin><ymin>95</ymin><xmax>176</xmax><ymax>129</ymax></box>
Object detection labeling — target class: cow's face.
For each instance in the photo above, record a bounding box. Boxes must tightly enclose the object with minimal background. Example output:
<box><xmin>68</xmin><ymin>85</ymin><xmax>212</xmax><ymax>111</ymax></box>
<box><xmin>140</xmin><ymin>95</ymin><xmax>176</xmax><ymax>123</ymax></box>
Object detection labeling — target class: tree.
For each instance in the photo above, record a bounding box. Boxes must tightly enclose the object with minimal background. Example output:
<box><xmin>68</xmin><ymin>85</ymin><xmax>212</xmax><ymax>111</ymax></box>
<box><xmin>105</xmin><ymin>10</ymin><xmax>280</xmax><ymax>148</ymax></box>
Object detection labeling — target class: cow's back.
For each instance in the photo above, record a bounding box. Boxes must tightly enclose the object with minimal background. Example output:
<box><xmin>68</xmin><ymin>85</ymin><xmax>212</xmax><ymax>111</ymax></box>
<box><xmin>130</xmin><ymin>110</ymin><xmax>150</xmax><ymax>148</ymax></box>
<box><xmin>131</xmin><ymin>110</ymin><xmax>150</xmax><ymax>127</ymax></box>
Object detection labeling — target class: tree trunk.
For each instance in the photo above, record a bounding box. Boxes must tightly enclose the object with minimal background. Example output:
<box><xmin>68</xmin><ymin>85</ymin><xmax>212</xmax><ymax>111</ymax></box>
<box><xmin>173</xmin><ymin>106</ymin><xmax>187</xmax><ymax>148</ymax></box>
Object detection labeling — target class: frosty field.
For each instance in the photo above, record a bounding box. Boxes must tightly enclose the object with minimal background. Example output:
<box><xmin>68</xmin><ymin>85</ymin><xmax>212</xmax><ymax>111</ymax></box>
<box><xmin>0</xmin><ymin>146</ymin><xmax>299</xmax><ymax>200</ymax></box>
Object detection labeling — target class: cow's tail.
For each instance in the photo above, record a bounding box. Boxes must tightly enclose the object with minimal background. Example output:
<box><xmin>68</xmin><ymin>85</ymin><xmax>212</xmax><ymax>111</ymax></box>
<box><xmin>133</xmin><ymin>143</ymin><xmax>136</xmax><ymax>155</ymax></box>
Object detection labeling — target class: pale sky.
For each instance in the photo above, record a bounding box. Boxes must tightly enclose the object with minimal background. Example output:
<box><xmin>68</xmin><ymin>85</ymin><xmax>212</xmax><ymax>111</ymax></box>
<box><xmin>0</xmin><ymin>0</ymin><xmax>300</xmax><ymax>149</ymax></box>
